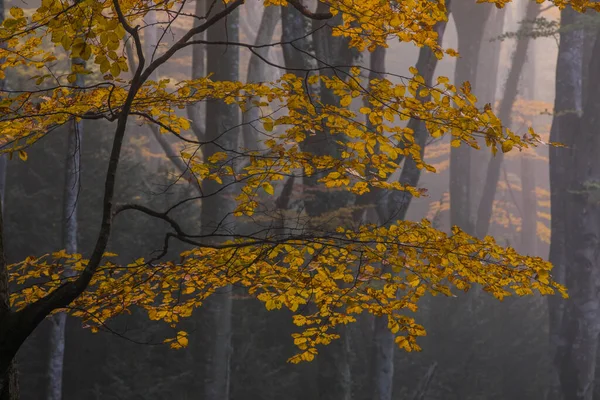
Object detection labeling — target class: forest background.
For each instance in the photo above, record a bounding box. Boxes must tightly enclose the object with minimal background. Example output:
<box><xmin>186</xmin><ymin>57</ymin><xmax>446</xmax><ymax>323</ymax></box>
<box><xmin>0</xmin><ymin>0</ymin><xmax>597</xmax><ymax>399</ymax></box>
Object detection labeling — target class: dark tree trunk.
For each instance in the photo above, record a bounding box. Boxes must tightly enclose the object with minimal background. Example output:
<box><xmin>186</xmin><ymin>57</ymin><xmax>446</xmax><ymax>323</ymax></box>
<box><xmin>547</xmin><ymin>8</ymin><xmax>584</xmax><ymax>400</ymax></box>
<box><xmin>310</xmin><ymin>5</ymin><xmax>356</xmax><ymax>400</ymax></box>
<box><xmin>370</xmin><ymin>7</ymin><xmax>451</xmax><ymax>399</ymax></box>
<box><xmin>553</xmin><ymin>23</ymin><xmax>600</xmax><ymax>400</ymax></box>
<box><xmin>449</xmin><ymin>0</ymin><xmax>492</xmax><ymax>234</ymax></box>
<box><xmin>0</xmin><ymin>1</ymin><xmax>18</xmax><ymax>395</ymax></box>
<box><xmin>470</xmin><ymin>7</ymin><xmax>505</xmax><ymax>212</ymax></box>
<box><xmin>0</xmin><ymin>196</ymin><xmax>17</xmax><ymax>400</ymax></box>
<box><xmin>474</xmin><ymin>1</ymin><xmax>540</xmax><ymax>239</ymax></box>
<box><xmin>242</xmin><ymin>5</ymin><xmax>280</xmax><ymax>150</ymax></box>
<box><xmin>519</xmin><ymin>40</ymin><xmax>537</xmax><ymax>256</ymax></box>
<box><xmin>200</xmin><ymin>3</ymin><xmax>240</xmax><ymax>400</ymax></box>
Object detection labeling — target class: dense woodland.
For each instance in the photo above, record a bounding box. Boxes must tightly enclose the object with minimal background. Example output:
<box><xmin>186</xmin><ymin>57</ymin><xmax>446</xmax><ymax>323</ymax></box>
<box><xmin>0</xmin><ymin>0</ymin><xmax>599</xmax><ymax>398</ymax></box>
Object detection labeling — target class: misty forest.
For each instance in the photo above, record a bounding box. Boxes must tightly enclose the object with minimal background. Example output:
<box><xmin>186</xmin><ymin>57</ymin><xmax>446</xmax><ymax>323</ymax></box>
<box><xmin>2</xmin><ymin>0</ymin><xmax>600</xmax><ymax>398</ymax></box>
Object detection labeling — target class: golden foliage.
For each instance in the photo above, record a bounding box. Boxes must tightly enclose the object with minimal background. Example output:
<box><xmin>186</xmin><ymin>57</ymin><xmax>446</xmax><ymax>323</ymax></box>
<box><xmin>2</xmin><ymin>0</ymin><xmax>573</xmax><ymax>361</ymax></box>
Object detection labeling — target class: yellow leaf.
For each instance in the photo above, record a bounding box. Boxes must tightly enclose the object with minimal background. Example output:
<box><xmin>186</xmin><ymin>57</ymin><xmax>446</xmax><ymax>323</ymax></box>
<box><xmin>501</xmin><ymin>140</ymin><xmax>514</xmax><ymax>153</ymax></box>
<box><xmin>9</xmin><ymin>7</ymin><xmax>24</xmax><ymax>18</ymax></box>
<box><xmin>262</xmin><ymin>182</ymin><xmax>274</xmax><ymax>195</ymax></box>
<box><xmin>263</xmin><ymin>119</ymin><xmax>274</xmax><ymax>132</ymax></box>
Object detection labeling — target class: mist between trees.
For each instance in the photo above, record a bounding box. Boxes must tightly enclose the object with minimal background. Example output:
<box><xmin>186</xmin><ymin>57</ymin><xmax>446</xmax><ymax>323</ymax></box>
<box><xmin>0</xmin><ymin>0</ymin><xmax>598</xmax><ymax>399</ymax></box>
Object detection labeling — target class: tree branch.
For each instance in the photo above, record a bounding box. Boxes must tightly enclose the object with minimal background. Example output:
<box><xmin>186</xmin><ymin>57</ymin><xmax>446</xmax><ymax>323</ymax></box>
<box><xmin>287</xmin><ymin>0</ymin><xmax>333</xmax><ymax>20</ymax></box>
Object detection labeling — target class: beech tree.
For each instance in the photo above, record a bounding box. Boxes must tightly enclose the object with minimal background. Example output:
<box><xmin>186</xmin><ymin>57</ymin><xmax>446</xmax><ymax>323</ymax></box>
<box><xmin>1</xmin><ymin>0</ymin><xmax>591</xmax><ymax>395</ymax></box>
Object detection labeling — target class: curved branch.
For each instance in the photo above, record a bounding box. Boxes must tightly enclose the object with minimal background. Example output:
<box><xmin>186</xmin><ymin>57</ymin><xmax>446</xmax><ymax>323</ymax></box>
<box><xmin>287</xmin><ymin>0</ymin><xmax>333</xmax><ymax>20</ymax></box>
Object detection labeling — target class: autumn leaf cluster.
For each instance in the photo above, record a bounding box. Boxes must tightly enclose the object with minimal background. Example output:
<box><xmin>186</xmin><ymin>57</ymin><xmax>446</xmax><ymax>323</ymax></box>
<box><xmin>1</xmin><ymin>0</ymin><xmax>572</xmax><ymax>361</ymax></box>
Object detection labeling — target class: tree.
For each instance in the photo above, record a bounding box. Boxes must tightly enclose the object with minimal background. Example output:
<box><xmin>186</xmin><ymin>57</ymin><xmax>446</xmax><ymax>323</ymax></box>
<box><xmin>0</xmin><ymin>0</ymin><xmax>583</xmax><ymax>393</ymax></box>
<box><xmin>45</xmin><ymin>26</ymin><xmax>85</xmax><ymax>400</ymax></box>
<box><xmin>550</xmin><ymin>8</ymin><xmax>600</xmax><ymax>400</ymax></box>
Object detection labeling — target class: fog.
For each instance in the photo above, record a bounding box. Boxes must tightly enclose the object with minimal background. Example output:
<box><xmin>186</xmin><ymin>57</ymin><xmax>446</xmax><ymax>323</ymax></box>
<box><xmin>0</xmin><ymin>0</ymin><xmax>595</xmax><ymax>399</ymax></box>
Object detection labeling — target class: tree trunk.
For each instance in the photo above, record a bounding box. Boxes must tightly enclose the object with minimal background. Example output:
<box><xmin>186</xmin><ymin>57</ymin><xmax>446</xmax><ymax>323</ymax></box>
<box><xmin>45</xmin><ymin>56</ymin><xmax>83</xmax><ymax>400</ymax></box>
<box><xmin>242</xmin><ymin>5</ymin><xmax>280</xmax><ymax>150</ymax></box>
<box><xmin>370</xmin><ymin>7</ymin><xmax>450</xmax><ymax>399</ymax></box>
<box><xmin>449</xmin><ymin>0</ymin><xmax>492</xmax><ymax>234</ymax></box>
<box><xmin>364</xmin><ymin>45</ymin><xmax>395</xmax><ymax>400</ymax></box>
<box><xmin>200</xmin><ymin>3</ymin><xmax>239</xmax><ymax>399</ymax></box>
<box><xmin>188</xmin><ymin>0</ymin><xmax>206</xmax><ymax>138</ymax></box>
<box><xmin>553</xmin><ymin>23</ymin><xmax>600</xmax><ymax>400</ymax></box>
<box><xmin>474</xmin><ymin>0</ymin><xmax>540</xmax><ymax>239</ymax></box>
<box><xmin>310</xmin><ymin>5</ymin><xmax>356</xmax><ymax>399</ymax></box>
<box><xmin>142</xmin><ymin>2</ymin><xmax>163</xmax><ymax>169</ymax></box>
<box><xmin>0</xmin><ymin>2</ymin><xmax>18</xmax><ymax>398</ymax></box>
<box><xmin>470</xmin><ymin>7</ymin><xmax>505</xmax><ymax>212</ymax></box>
<box><xmin>0</xmin><ymin>67</ymin><xmax>17</xmax><ymax>400</ymax></box>
<box><xmin>547</xmin><ymin>8</ymin><xmax>584</xmax><ymax>399</ymax></box>
<box><xmin>519</xmin><ymin>39</ymin><xmax>537</xmax><ymax>256</ymax></box>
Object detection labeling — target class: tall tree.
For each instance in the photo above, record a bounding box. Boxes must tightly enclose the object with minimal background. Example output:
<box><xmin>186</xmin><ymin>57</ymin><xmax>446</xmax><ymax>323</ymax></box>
<box><xmin>449</xmin><ymin>0</ymin><xmax>493</xmax><ymax>233</ymax></box>
<box><xmin>552</xmin><ymin>19</ymin><xmax>600</xmax><ymax>400</ymax></box>
<box><xmin>519</xmin><ymin>37</ymin><xmax>537</xmax><ymax>256</ymax></box>
<box><xmin>200</xmin><ymin>2</ymin><xmax>240</xmax><ymax>399</ymax></box>
<box><xmin>0</xmin><ymin>0</ymin><xmax>15</xmax><ymax>396</ymax></box>
<box><xmin>547</xmin><ymin>8</ymin><xmax>583</xmax><ymax>399</ymax></box>
<box><xmin>45</xmin><ymin>72</ymin><xmax>82</xmax><ymax>400</ymax></box>
<box><xmin>242</xmin><ymin>4</ymin><xmax>280</xmax><ymax>150</ymax></box>
<box><xmin>0</xmin><ymin>191</ymin><xmax>16</xmax><ymax>400</ymax></box>
<box><xmin>369</xmin><ymin>7</ymin><xmax>451</xmax><ymax>398</ymax></box>
<box><xmin>365</xmin><ymin>45</ymin><xmax>392</xmax><ymax>400</ymax></box>
<box><xmin>474</xmin><ymin>0</ymin><xmax>541</xmax><ymax>239</ymax></box>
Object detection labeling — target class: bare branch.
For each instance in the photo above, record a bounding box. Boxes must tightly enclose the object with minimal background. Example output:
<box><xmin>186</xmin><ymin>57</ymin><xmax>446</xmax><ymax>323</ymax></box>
<box><xmin>287</xmin><ymin>0</ymin><xmax>333</xmax><ymax>20</ymax></box>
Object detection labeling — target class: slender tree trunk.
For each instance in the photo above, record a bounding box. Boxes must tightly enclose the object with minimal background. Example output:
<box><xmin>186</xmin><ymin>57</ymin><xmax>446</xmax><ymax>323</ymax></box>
<box><xmin>188</xmin><ymin>0</ymin><xmax>206</xmax><ymax>138</ymax></box>
<box><xmin>280</xmin><ymin>10</ymin><xmax>320</xmax><ymax>399</ymax></box>
<box><xmin>201</xmin><ymin>3</ymin><xmax>239</xmax><ymax>399</ymax></box>
<box><xmin>370</xmin><ymin>8</ymin><xmax>451</xmax><ymax>399</ymax></box>
<box><xmin>142</xmin><ymin>2</ymin><xmax>163</xmax><ymax>169</ymax></box>
<box><xmin>474</xmin><ymin>0</ymin><xmax>540</xmax><ymax>239</ymax></box>
<box><xmin>470</xmin><ymin>7</ymin><xmax>505</xmax><ymax>211</ymax></box>
<box><xmin>310</xmin><ymin>5</ymin><xmax>355</xmax><ymax>399</ymax></box>
<box><xmin>242</xmin><ymin>5</ymin><xmax>280</xmax><ymax>150</ymax></box>
<box><xmin>0</xmin><ymin>14</ymin><xmax>17</xmax><ymax>389</ymax></box>
<box><xmin>0</xmin><ymin>8</ymin><xmax>14</xmax><ymax>384</ymax></box>
<box><xmin>0</xmin><ymin>194</ymin><xmax>18</xmax><ymax>400</ymax></box>
<box><xmin>449</xmin><ymin>0</ymin><xmax>492</xmax><ymax>234</ymax></box>
<box><xmin>0</xmin><ymin>0</ymin><xmax>13</xmax><ymax>394</ymax></box>
<box><xmin>46</xmin><ymin>102</ymin><xmax>81</xmax><ymax>400</ymax></box>
<box><xmin>519</xmin><ymin>40</ymin><xmax>537</xmax><ymax>256</ymax></box>
<box><xmin>364</xmin><ymin>44</ymin><xmax>395</xmax><ymax>400</ymax></box>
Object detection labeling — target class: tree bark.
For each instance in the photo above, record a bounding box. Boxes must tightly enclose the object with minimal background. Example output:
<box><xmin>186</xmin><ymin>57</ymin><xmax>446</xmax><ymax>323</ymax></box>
<box><xmin>45</xmin><ymin>52</ymin><xmax>83</xmax><ymax>400</ymax></box>
<box><xmin>0</xmin><ymin>2</ymin><xmax>18</xmax><ymax>398</ymax></box>
<box><xmin>370</xmin><ymin>7</ymin><xmax>450</xmax><ymax>399</ymax></box>
<box><xmin>188</xmin><ymin>0</ymin><xmax>206</xmax><ymax>139</ymax></box>
<box><xmin>449</xmin><ymin>0</ymin><xmax>492</xmax><ymax>234</ymax></box>
<box><xmin>519</xmin><ymin>39</ymin><xmax>537</xmax><ymax>256</ymax></box>
<box><xmin>553</xmin><ymin>22</ymin><xmax>600</xmax><ymax>400</ymax></box>
<box><xmin>547</xmin><ymin>8</ymin><xmax>584</xmax><ymax>399</ymax></box>
<box><xmin>0</xmin><ymin>78</ymin><xmax>17</xmax><ymax>400</ymax></box>
<box><xmin>310</xmin><ymin>5</ymin><xmax>355</xmax><ymax>399</ymax></box>
<box><xmin>474</xmin><ymin>0</ymin><xmax>540</xmax><ymax>239</ymax></box>
<box><xmin>364</xmin><ymin>45</ymin><xmax>394</xmax><ymax>400</ymax></box>
<box><xmin>470</xmin><ymin>6</ymin><xmax>505</xmax><ymax>212</ymax></box>
<box><xmin>242</xmin><ymin>5</ymin><xmax>280</xmax><ymax>150</ymax></box>
<box><xmin>200</xmin><ymin>3</ymin><xmax>239</xmax><ymax>399</ymax></box>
